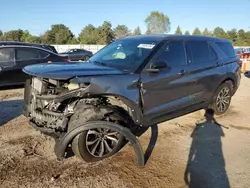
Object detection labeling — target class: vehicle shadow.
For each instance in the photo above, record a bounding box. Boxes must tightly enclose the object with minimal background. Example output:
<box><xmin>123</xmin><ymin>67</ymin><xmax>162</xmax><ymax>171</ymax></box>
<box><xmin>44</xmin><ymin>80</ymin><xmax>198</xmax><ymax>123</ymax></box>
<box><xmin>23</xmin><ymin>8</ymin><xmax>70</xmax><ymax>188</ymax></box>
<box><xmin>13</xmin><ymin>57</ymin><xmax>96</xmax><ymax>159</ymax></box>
<box><xmin>184</xmin><ymin>109</ymin><xmax>230</xmax><ymax>188</ymax></box>
<box><xmin>0</xmin><ymin>85</ymin><xmax>24</xmax><ymax>91</ymax></box>
<box><xmin>0</xmin><ymin>100</ymin><xmax>24</xmax><ymax>126</ymax></box>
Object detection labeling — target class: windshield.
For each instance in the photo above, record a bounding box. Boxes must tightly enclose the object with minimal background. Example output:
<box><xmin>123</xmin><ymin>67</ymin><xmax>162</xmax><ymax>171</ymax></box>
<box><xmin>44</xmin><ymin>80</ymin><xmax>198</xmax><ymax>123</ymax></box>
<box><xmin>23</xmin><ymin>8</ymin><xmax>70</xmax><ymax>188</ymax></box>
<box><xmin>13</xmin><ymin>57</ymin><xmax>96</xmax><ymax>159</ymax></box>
<box><xmin>89</xmin><ymin>38</ymin><xmax>160</xmax><ymax>72</ymax></box>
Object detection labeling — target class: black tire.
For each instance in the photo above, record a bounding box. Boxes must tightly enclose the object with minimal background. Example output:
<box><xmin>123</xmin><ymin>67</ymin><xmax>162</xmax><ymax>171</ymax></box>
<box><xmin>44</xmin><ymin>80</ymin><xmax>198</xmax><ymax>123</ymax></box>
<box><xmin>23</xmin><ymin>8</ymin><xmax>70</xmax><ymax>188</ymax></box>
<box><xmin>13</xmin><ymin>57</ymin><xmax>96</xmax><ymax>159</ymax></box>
<box><xmin>210</xmin><ymin>81</ymin><xmax>233</xmax><ymax>116</ymax></box>
<box><xmin>84</xmin><ymin>56</ymin><xmax>90</xmax><ymax>61</ymax></box>
<box><xmin>68</xmin><ymin>103</ymin><xmax>131</xmax><ymax>162</ymax></box>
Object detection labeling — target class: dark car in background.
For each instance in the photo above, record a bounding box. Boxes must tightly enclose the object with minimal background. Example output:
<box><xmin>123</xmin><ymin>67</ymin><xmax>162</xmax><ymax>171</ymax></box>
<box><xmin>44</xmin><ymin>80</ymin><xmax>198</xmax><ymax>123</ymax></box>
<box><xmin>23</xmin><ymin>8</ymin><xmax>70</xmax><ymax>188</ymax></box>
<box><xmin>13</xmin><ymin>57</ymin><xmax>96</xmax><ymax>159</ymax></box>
<box><xmin>0</xmin><ymin>41</ymin><xmax>58</xmax><ymax>53</ymax></box>
<box><xmin>59</xmin><ymin>48</ymin><xmax>93</xmax><ymax>61</ymax></box>
<box><xmin>0</xmin><ymin>45</ymin><xmax>69</xmax><ymax>87</ymax></box>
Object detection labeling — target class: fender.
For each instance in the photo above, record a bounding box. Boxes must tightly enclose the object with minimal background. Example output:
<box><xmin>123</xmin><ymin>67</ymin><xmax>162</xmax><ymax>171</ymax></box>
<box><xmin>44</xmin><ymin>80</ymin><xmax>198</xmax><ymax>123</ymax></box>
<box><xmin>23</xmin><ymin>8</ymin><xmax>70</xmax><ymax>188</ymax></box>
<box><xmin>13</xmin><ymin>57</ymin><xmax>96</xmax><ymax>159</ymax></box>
<box><xmin>54</xmin><ymin>121</ymin><xmax>145</xmax><ymax>167</ymax></box>
<box><xmin>71</xmin><ymin>74</ymin><xmax>144</xmax><ymax>124</ymax></box>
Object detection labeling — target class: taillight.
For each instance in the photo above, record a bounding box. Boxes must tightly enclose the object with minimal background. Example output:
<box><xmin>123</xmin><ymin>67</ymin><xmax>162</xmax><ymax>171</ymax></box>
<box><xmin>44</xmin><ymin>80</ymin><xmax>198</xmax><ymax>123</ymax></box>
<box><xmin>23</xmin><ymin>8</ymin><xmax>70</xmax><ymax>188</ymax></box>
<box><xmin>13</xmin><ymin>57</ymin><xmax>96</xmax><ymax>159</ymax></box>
<box><xmin>237</xmin><ymin>59</ymin><xmax>242</xmax><ymax>67</ymax></box>
<box><xmin>63</xmin><ymin>58</ymin><xmax>70</xmax><ymax>62</ymax></box>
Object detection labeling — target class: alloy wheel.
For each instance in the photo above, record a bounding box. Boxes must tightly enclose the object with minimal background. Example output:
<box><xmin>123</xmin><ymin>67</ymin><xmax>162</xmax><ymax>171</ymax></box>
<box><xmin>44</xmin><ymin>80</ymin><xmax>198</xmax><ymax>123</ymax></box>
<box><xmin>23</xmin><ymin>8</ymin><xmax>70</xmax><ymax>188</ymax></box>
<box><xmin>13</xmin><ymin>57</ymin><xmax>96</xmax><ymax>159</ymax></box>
<box><xmin>85</xmin><ymin>128</ymin><xmax>120</xmax><ymax>157</ymax></box>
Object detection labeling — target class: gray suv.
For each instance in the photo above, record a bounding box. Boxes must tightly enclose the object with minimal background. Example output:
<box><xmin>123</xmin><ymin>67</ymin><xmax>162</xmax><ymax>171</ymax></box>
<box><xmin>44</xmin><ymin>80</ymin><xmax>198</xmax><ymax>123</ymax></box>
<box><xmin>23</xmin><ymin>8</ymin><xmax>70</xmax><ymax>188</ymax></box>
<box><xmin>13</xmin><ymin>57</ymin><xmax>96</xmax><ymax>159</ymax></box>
<box><xmin>22</xmin><ymin>35</ymin><xmax>241</xmax><ymax>164</ymax></box>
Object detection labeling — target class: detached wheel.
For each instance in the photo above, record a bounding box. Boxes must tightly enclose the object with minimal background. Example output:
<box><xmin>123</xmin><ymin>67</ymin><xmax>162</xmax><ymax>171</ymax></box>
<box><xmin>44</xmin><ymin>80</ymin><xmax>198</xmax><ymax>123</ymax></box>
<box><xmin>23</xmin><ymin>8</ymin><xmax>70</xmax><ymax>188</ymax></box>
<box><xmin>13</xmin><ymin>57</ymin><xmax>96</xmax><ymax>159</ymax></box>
<box><xmin>68</xmin><ymin>104</ymin><xmax>129</xmax><ymax>162</ymax></box>
<box><xmin>210</xmin><ymin>82</ymin><xmax>233</xmax><ymax>116</ymax></box>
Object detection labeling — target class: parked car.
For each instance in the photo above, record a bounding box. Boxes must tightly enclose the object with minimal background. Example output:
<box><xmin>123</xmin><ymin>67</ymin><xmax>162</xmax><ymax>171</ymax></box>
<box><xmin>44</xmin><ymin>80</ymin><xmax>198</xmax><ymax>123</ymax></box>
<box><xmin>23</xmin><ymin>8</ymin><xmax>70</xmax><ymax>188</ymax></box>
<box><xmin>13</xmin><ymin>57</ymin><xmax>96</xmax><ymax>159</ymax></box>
<box><xmin>0</xmin><ymin>45</ymin><xmax>69</xmax><ymax>87</ymax></box>
<box><xmin>242</xmin><ymin>48</ymin><xmax>250</xmax><ymax>58</ymax></box>
<box><xmin>59</xmin><ymin>48</ymin><xmax>93</xmax><ymax>61</ymax></box>
<box><xmin>0</xmin><ymin>41</ymin><xmax>58</xmax><ymax>53</ymax></box>
<box><xmin>23</xmin><ymin>35</ymin><xmax>241</xmax><ymax>164</ymax></box>
<box><xmin>234</xmin><ymin>47</ymin><xmax>250</xmax><ymax>59</ymax></box>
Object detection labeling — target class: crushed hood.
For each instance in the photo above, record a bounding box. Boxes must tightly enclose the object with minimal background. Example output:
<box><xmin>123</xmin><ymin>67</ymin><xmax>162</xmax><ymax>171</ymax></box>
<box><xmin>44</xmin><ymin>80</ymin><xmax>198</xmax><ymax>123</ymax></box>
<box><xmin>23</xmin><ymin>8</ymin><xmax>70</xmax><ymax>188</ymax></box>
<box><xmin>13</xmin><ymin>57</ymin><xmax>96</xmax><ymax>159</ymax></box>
<box><xmin>22</xmin><ymin>62</ymin><xmax>127</xmax><ymax>80</ymax></box>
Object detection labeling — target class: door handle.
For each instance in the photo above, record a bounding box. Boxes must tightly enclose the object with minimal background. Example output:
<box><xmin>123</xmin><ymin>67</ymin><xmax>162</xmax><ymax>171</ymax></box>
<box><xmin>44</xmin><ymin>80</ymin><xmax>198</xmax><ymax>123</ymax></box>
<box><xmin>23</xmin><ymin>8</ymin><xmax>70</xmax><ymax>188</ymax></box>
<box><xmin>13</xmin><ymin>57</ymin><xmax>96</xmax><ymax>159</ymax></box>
<box><xmin>179</xmin><ymin>70</ymin><xmax>187</xmax><ymax>75</ymax></box>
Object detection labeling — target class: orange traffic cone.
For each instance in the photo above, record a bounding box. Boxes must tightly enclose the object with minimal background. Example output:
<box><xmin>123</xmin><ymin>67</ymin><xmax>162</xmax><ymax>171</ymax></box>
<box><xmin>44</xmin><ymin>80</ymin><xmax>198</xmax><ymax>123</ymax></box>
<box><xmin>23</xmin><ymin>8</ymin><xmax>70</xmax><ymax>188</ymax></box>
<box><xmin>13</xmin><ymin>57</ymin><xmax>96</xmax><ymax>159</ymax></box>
<box><xmin>242</xmin><ymin>59</ymin><xmax>247</xmax><ymax>73</ymax></box>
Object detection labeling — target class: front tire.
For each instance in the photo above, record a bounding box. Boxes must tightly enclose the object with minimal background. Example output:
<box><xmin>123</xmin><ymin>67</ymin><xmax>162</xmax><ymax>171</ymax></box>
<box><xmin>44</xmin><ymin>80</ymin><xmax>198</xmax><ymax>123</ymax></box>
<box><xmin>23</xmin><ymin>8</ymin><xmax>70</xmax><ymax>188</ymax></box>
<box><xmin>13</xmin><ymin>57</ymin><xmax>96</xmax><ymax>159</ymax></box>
<box><xmin>68</xmin><ymin>104</ymin><xmax>131</xmax><ymax>162</ymax></box>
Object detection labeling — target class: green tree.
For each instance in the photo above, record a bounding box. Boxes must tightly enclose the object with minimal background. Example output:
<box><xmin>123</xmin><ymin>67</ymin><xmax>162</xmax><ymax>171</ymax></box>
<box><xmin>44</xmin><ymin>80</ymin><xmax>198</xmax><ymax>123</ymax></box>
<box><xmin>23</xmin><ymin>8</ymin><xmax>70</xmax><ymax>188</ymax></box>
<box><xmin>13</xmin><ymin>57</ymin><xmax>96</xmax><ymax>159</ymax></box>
<box><xmin>175</xmin><ymin>26</ymin><xmax>182</xmax><ymax>35</ymax></box>
<box><xmin>78</xmin><ymin>24</ymin><xmax>98</xmax><ymax>44</ymax></box>
<box><xmin>145</xmin><ymin>28</ymin><xmax>152</xmax><ymax>34</ymax></box>
<box><xmin>227</xmin><ymin>29</ymin><xmax>237</xmax><ymax>43</ymax></box>
<box><xmin>202</xmin><ymin>28</ymin><xmax>212</xmax><ymax>36</ymax></box>
<box><xmin>192</xmin><ymin>28</ymin><xmax>202</xmax><ymax>35</ymax></box>
<box><xmin>25</xmin><ymin>35</ymin><xmax>41</xmax><ymax>43</ymax></box>
<box><xmin>238</xmin><ymin>29</ymin><xmax>246</xmax><ymax>40</ymax></box>
<box><xmin>41</xmin><ymin>24</ymin><xmax>73</xmax><ymax>44</ymax></box>
<box><xmin>70</xmin><ymin>37</ymin><xmax>79</xmax><ymax>44</ymax></box>
<box><xmin>245</xmin><ymin>31</ymin><xmax>250</xmax><ymax>45</ymax></box>
<box><xmin>1</xmin><ymin>29</ymin><xmax>23</xmax><ymax>41</ymax></box>
<box><xmin>145</xmin><ymin>11</ymin><xmax>171</xmax><ymax>34</ymax></box>
<box><xmin>133</xmin><ymin>26</ymin><xmax>141</xmax><ymax>36</ymax></box>
<box><xmin>184</xmin><ymin>31</ymin><xmax>190</xmax><ymax>35</ymax></box>
<box><xmin>21</xmin><ymin>30</ymin><xmax>33</xmax><ymax>42</ymax></box>
<box><xmin>0</xmin><ymin>30</ymin><xmax>2</xmax><ymax>37</ymax></box>
<box><xmin>114</xmin><ymin>25</ymin><xmax>131</xmax><ymax>39</ymax></box>
<box><xmin>96</xmin><ymin>21</ymin><xmax>115</xmax><ymax>44</ymax></box>
<box><xmin>235</xmin><ymin>29</ymin><xmax>248</xmax><ymax>46</ymax></box>
<box><xmin>213</xmin><ymin>27</ymin><xmax>228</xmax><ymax>39</ymax></box>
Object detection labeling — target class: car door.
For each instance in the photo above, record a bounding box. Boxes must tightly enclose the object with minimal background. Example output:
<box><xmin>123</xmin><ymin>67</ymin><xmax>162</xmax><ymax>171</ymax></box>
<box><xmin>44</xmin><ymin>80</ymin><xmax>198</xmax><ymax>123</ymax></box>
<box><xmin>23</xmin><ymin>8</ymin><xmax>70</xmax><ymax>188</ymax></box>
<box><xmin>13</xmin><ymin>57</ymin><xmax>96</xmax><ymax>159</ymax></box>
<box><xmin>68</xmin><ymin>49</ymin><xmax>79</xmax><ymax>61</ymax></box>
<box><xmin>140</xmin><ymin>40</ymin><xmax>199</xmax><ymax>125</ymax></box>
<box><xmin>0</xmin><ymin>47</ymin><xmax>16</xmax><ymax>86</ymax></box>
<box><xmin>185</xmin><ymin>40</ymin><xmax>220</xmax><ymax>102</ymax></box>
<box><xmin>13</xmin><ymin>47</ymin><xmax>47</xmax><ymax>84</ymax></box>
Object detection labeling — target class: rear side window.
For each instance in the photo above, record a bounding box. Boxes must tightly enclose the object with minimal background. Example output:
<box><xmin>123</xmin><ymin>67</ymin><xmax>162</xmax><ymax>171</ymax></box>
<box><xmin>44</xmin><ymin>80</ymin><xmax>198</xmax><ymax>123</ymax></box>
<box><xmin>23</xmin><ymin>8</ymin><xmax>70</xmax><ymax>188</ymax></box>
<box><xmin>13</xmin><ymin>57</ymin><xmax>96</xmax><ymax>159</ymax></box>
<box><xmin>38</xmin><ymin>50</ymin><xmax>50</xmax><ymax>58</ymax></box>
<box><xmin>186</xmin><ymin>41</ymin><xmax>216</xmax><ymax>64</ymax></box>
<box><xmin>154</xmin><ymin>41</ymin><xmax>186</xmax><ymax>67</ymax></box>
<box><xmin>215</xmin><ymin>42</ymin><xmax>236</xmax><ymax>58</ymax></box>
<box><xmin>0</xmin><ymin>48</ymin><xmax>15</xmax><ymax>67</ymax></box>
<box><xmin>16</xmin><ymin>48</ymin><xmax>39</xmax><ymax>61</ymax></box>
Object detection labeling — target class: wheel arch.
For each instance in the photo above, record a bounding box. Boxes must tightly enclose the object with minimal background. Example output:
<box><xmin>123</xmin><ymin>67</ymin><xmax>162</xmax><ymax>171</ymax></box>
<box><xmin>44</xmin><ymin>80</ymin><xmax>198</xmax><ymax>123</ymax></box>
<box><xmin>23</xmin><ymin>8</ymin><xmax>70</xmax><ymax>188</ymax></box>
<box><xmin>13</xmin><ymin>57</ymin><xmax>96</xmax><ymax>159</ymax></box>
<box><xmin>89</xmin><ymin>94</ymin><xmax>143</xmax><ymax>124</ymax></box>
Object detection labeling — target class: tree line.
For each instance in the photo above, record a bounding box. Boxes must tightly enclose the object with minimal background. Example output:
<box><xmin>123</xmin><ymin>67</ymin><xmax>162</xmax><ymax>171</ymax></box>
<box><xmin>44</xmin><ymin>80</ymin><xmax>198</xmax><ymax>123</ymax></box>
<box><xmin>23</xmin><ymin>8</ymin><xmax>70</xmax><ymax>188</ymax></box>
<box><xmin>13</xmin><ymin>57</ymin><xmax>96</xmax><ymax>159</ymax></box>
<box><xmin>0</xmin><ymin>11</ymin><xmax>249</xmax><ymax>46</ymax></box>
<box><xmin>175</xmin><ymin>26</ymin><xmax>250</xmax><ymax>46</ymax></box>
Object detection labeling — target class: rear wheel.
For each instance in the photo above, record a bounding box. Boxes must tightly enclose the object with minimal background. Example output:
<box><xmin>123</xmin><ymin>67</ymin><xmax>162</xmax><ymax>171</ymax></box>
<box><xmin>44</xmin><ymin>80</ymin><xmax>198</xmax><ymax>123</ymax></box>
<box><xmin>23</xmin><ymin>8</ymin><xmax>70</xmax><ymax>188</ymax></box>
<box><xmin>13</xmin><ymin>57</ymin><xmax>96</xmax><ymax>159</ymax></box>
<box><xmin>68</xmin><ymin>104</ymin><xmax>131</xmax><ymax>162</ymax></box>
<box><xmin>198</xmin><ymin>82</ymin><xmax>233</xmax><ymax>118</ymax></box>
<box><xmin>209</xmin><ymin>82</ymin><xmax>233</xmax><ymax>116</ymax></box>
<box><xmin>84</xmin><ymin>56</ymin><xmax>90</xmax><ymax>61</ymax></box>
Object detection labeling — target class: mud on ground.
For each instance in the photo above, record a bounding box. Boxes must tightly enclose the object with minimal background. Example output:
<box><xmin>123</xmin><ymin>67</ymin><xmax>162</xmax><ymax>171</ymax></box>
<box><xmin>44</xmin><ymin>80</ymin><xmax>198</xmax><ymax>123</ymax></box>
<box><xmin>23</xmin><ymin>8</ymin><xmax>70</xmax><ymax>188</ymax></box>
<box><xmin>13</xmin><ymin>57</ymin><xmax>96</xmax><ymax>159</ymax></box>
<box><xmin>0</xmin><ymin>76</ymin><xmax>250</xmax><ymax>188</ymax></box>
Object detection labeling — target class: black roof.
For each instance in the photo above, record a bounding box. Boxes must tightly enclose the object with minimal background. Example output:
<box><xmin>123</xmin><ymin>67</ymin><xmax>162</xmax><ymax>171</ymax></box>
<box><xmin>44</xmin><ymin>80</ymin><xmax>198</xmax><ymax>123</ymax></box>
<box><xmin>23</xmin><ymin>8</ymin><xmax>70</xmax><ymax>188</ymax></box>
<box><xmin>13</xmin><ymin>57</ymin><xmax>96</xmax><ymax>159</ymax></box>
<box><xmin>0</xmin><ymin>44</ymin><xmax>58</xmax><ymax>54</ymax></box>
<box><xmin>122</xmin><ymin>34</ymin><xmax>230</xmax><ymax>43</ymax></box>
<box><xmin>0</xmin><ymin>41</ymin><xmax>52</xmax><ymax>47</ymax></box>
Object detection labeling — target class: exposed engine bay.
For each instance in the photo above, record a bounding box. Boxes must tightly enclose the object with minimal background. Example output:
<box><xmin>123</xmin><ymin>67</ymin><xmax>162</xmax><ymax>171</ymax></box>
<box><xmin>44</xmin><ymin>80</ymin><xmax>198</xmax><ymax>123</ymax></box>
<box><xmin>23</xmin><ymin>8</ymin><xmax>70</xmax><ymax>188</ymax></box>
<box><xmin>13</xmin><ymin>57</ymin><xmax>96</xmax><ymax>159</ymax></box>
<box><xmin>24</xmin><ymin>77</ymin><xmax>124</xmax><ymax>134</ymax></box>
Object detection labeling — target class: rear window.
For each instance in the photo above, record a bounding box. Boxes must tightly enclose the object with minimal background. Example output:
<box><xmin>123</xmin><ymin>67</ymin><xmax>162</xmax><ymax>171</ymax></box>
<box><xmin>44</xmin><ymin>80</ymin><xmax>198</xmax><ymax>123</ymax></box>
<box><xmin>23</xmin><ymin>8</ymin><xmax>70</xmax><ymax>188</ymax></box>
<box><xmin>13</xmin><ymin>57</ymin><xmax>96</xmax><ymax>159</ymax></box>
<box><xmin>215</xmin><ymin>42</ymin><xmax>236</xmax><ymax>58</ymax></box>
<box><xmin>186</xmin><ymin>41</ymin><xmax>216</xmax><ymax>64</ymax></box>
<box><xmin>0</xmin><ymin>48</ymin><xmax>15</xmax><ymax>67</ymax></box>
<box><xmin>16</xmin><ymin>48</ymin><xmax>39</xmax><ymax>60</ymax></box>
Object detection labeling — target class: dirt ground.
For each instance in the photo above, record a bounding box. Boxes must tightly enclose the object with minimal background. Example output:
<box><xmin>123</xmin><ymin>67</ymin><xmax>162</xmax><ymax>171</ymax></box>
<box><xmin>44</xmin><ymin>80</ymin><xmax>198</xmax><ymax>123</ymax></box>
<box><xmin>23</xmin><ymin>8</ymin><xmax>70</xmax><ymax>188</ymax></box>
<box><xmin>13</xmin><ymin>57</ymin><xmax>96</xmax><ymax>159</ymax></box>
<box><xmin>0</xmin><ymin>75</ymin><xmax>250</xmax><ymax>188</ymax></box>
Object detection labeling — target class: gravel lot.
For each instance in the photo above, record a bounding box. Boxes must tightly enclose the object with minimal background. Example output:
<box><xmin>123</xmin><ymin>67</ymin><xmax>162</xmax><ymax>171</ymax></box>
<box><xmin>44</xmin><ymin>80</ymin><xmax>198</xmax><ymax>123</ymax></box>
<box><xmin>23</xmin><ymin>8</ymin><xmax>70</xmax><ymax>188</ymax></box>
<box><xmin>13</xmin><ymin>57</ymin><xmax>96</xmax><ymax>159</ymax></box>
<box><xmin>0</xmin><ymin>75</ymin><xmax>250</xmax><ymax>188</ymax></box>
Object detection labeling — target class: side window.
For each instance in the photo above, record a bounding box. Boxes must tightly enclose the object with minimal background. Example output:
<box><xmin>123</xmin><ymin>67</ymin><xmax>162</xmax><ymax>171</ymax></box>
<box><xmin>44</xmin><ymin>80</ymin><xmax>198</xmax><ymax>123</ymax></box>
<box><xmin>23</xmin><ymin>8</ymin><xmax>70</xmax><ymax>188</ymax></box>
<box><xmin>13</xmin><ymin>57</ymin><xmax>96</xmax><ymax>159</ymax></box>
<box><xmin>0</xmin><ymin>48</ymin><xmax>15</xmax><ymax>67</ymax></box>
<box><xmin>154</xmin><ymin>41</ymin><xmax>186</xmax><ymax>67</ymax></box>
<box><xmin>186</xmin><ymin>41</ymin><xmax>214</xmax><ymax>64</ymax></box>
<box><xmin>38</xmin><ymin>50</ymin><xmax>50</xmax><ymax>58</ymax></box>
<box><xmin>215</xmin><ymin>42</ymin><xmax>236</xmax><ymax>58</ymax></box>
<box><xmin>208</xmin><ymin>45</ymin><xmax>217</xmax><ymax>60</ymax></box>
<box><xmin>16</xmin><ymin>48</ymin><xmax>39</xmax><ymax>61</ymax></box>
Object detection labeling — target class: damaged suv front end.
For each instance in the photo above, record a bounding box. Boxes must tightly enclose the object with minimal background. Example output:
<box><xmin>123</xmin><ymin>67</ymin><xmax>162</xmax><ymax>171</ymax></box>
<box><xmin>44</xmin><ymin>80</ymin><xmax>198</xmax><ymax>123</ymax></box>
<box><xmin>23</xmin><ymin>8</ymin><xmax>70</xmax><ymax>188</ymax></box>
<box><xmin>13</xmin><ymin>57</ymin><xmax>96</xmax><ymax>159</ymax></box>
<box><xmin>22</xmin><ymin>62</ymin><xmax>143</xmax><ymax>137</ymax></box>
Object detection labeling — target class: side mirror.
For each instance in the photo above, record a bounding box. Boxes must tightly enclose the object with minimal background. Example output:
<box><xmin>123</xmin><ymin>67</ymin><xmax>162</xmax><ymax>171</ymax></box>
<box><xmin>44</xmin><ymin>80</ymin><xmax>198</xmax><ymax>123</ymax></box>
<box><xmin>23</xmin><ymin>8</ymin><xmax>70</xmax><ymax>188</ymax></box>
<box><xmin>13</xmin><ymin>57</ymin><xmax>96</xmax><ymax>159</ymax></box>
<box><xmin>146</xmin><ymin>61</ymin><xmax>168</xmax><ymax>73</ymax></box>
